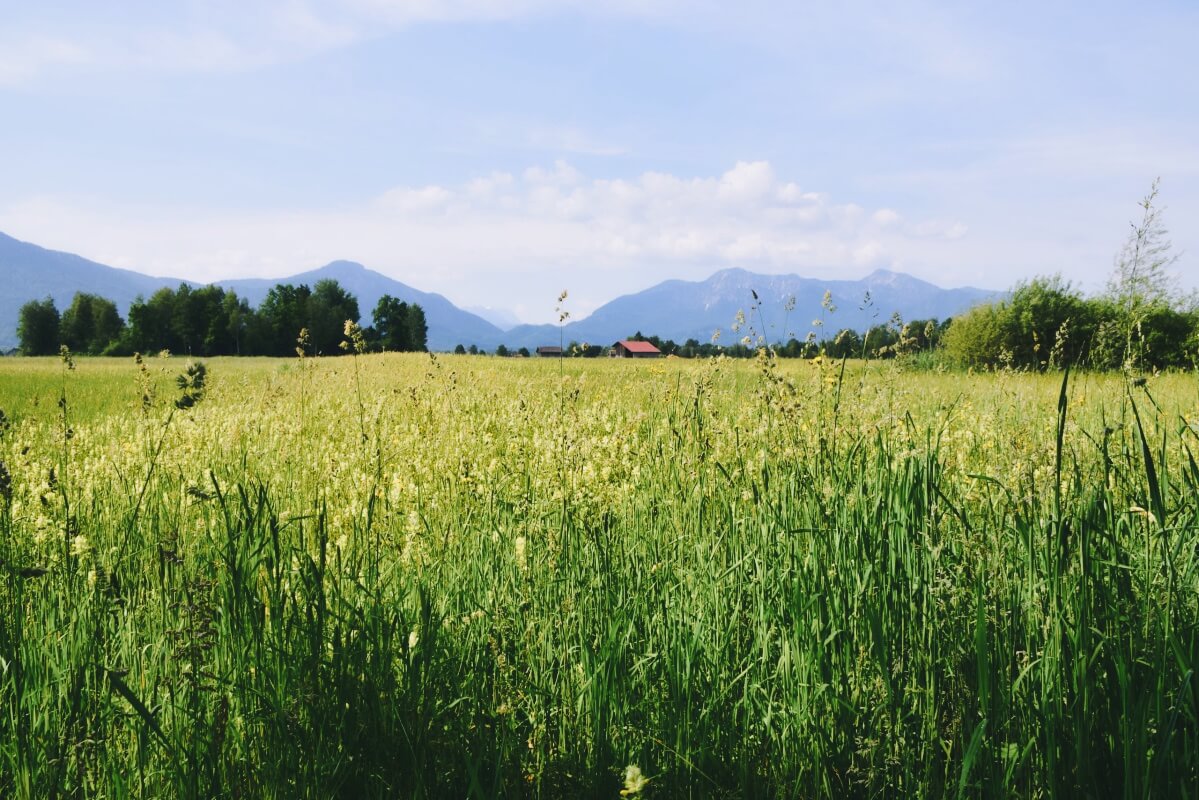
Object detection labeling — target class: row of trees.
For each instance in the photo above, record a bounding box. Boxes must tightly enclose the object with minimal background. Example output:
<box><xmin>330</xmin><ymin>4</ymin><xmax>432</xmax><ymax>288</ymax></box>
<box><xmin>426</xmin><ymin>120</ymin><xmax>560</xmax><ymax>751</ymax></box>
<box><xmin>465</xmin><ymin>290</ymin><xmax>1194</xmax><ymax>368</ymax></box>
<box><xmin>585</xmin><ymin>183</ymin><xmax>1197</xmax><ymax>371</ymax></box>
<box><xmin>945</xmin><ymin>181</ymin><xmax>1194</xmax><ymax>371</ymax></box>
<box><xmin>17</xmin><ymin>183</ymin><xmax>1188</xmax><ymax>369</ymax></box>
<box><xmin>458</xmin><ymin>321</ymin><xmax>949</xmax><ymax>361</ymax></box>
<box><xmin>941</xmin><ymin>275</ymin><xmax>1197</xmax><ymax>370</ymax></box>
<box><xmin>16</xmin><ymin>280</ymin><xmax>428</xmax><ymax>357</ymax></box>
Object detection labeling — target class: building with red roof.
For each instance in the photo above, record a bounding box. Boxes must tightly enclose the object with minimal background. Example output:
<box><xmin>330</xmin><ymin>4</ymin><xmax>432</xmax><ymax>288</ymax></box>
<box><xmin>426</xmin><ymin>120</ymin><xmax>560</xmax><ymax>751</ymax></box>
<box><xmin>611</xmin><ymin>339</ymin><xmax>662</xmax><ymax>358</ymax></box>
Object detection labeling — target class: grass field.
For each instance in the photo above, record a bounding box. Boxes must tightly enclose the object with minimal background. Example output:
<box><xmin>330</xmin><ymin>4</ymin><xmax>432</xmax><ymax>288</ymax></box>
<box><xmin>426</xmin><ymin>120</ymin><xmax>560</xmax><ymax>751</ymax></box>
<box><xmin>1</xmin><ymin>352</ymin><xmax>1197</xmax><ymax>797</ymax></box>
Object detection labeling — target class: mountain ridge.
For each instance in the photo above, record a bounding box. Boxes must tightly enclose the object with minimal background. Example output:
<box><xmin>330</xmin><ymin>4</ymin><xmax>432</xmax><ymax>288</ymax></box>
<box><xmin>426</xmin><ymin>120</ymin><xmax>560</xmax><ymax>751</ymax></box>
<box><xmin>0</xmin><ymin>230</ymin><xmax>999</xmax><ymax>352</ymax></box>
<box><xmin>212</xmin><ymin>259</ymin><xmax>504</xmax><ymax>351</ymax></box>
<box><xmin>0</xmin><ymin>233</ymin><xmax>504</xmax><ymax>352</ymax></box>
<box><xmin>488</xmin><ymin>266</ymin><xmax>998</xmax><ymax>351</ymax></box>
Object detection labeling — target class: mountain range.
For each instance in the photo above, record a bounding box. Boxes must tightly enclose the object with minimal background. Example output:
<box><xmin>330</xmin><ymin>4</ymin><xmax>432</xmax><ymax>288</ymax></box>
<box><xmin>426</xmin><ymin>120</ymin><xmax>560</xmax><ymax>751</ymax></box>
<box><xmin>0</xmin><ymin>232</ymin><xmax>502</xmax><ymax>352</ymax></box>
<box><xmin>0</xmin><ymin>230</ymin><xmax>999</xmax><ymax>353</ymax></box>
<box><xmin>492</xmin><ymin>267</ymin><xmax>997</xmax><ymax>350</ymax></box>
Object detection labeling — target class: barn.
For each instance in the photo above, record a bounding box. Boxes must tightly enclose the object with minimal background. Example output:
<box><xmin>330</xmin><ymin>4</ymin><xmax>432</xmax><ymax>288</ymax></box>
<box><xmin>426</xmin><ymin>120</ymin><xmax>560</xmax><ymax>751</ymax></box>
<box><xmin>536</xmin><ymin>346</ymin><xmax>564</xmax><ymax>357</ymax></box>
<box><xmin>611</xmin><ymin>340</ymin><xmax>662</xmax><ymax>358</ymax></box>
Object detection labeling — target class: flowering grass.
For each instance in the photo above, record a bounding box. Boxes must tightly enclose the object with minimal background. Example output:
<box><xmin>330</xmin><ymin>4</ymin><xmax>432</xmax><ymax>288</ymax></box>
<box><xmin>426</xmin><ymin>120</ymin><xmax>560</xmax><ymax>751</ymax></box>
<box><xmin>0</xmin><ymin>352</ymin><xmax>1196</xmax><ymax>797</ymax></box>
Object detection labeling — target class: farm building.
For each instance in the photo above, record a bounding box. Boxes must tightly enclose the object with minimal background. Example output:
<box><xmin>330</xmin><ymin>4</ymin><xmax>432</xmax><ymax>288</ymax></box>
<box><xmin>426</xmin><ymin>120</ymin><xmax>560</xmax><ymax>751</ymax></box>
<box><xmin>536</xmin><ymin>346</ymin><xmax>564</xmax><ymax>357</ymax></box>
<box><xmin>611</xmin><ymin>340</ymin><xmax>662</xmax><ymax>358</ymax></box>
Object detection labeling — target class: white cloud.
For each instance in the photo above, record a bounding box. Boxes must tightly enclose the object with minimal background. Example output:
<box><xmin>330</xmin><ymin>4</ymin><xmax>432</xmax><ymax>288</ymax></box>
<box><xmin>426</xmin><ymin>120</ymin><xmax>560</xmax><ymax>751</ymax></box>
<box><xmin>376</xmin><ymin>185</ymin><xmax>454</xmax><ymax>213</ymax></box>
<box><xmin>872</xmin><ymin>208</ymin><xmax>901</xmax><ymax>226</ymax></box>
<box><xmin>522</xmin><ymin>160</ymin><xmax>584</xmax><ymax>187</ymax></box>
<box><xmin>852</xmin><ymin>241</ymin><xmax>886</xmax><ymax>266</ymax></box>
<box><xmin>0</xmin><ymin>160</ymin><xmax>972</xmax><ymax>323</ymax></box>
<box><xmin>717</xmin><ymin>161</ymin><xmax>775</xmax><ymax>204</ymax></box>
<box><xmin>909</xmin><ymin>219</ymin><xmax>968</xmax><ymax>240</ymax></box>
<box><xmin>465</xmin><ymin>172</ymin><xmax>516</xmax><ymax>198</ymax></box>
<box><xmin>0</xmin><ymin>37</ymin><xmax>89</xmax><ymax>86</ymax></box>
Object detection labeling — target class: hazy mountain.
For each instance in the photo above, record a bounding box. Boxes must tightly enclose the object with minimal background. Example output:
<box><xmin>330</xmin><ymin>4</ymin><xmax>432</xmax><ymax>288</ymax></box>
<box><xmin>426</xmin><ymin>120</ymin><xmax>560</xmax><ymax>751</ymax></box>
<box><xmin>1</xmin><ymin>229</ymin><xmax>998</xmax><ymax>353</ymax></box>
<box><xmin>487</xmin><ymin>268</ymin><xmax>1000</xmax><ymax>351</ymax></box>
<box><xmin>0</xmin><ymin>231</ymin><xmax>187</xmax><ymax>351</ymax></box>
<box><xmin>465</xmin><ymin>305</ymin><xmax>523</xmax><ymax>331</ymax></box>
<box><xmin>0</xmin><ymin>232</ymin><xmax>502</xmax><ymax>352</ymax></box>
<box><xmin>215</xmin><ymin>261</ymin><xmax>504</xmax><ymax>352</ymax></box>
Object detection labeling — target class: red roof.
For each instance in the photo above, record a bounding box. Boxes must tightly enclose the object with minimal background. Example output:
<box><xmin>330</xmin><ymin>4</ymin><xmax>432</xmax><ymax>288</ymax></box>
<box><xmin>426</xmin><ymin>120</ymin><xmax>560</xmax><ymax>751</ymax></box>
<box><xmin>616</xmin><ymin>340</ymin><xmax>661</xmax><ymax>354</ymax></box>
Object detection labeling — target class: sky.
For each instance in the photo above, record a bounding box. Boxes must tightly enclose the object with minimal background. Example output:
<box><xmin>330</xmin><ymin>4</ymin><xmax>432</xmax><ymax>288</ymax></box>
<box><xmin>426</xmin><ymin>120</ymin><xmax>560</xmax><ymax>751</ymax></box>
<box><xmin>1</xmin><ymin>1</ymin><xmax>1196</xmax><ymax>324</ymax></box>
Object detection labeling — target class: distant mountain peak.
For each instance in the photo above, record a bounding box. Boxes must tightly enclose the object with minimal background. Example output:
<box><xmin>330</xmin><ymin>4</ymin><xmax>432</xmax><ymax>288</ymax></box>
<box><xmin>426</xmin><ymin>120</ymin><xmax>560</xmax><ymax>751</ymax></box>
<box><xmin>0</xmin><ymin>231</ymin><xmax>504</xmax><ymax>352</ymax></box>
<box><xmin>314</xmin><ymin>260</ymin><xmax>369</xmax><ymax>277</ymax></box>
<box><xmin>482</xmin><ymin>266</ymin><xmax>998</xmax><ymax>352</ymax></box>
<box><xmin>709</xmin><ymin>266</ymin><xmax>753</xmax><ymax>281</ymax></box>
<box><xmin>862</xmin><ymin>268</ymin><xmax>928</xmax><ymax>289</ymax></box>
<box><xmin>0</xmin><ymin>228</ymin><xmax>999</xmax><ymax>353</ymax></box>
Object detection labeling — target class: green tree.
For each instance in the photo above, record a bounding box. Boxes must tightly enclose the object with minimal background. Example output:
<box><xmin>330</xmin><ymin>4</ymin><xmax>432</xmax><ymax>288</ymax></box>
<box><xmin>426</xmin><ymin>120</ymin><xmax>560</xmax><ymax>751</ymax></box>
<box><xmin>863</xmin><ymin>324</ymin><xmax>899</xmax><ymax>359</ymax></box>
<box><xmin>17</xmin><ymin>297</ymin><xmax>60</xmax><ymax>355</ymax></box>
<box><xmin>61</xmin><ymin>292</ymin><xmax>124</xmax><ymax>354</ymax></box>
<box><xmin>939</xmin><ymin>277</ymin><xmax>1100</xmax><ymax>370</ymax></box>
<box><xmin>894</xmin><ymin>318</ymin><xmax>944</xmax><ymax>355</ymax></box>
<box><xmin>1103</xmin><ymin>178</ymin><xmax>1185</xmax><ymax>370</ymax></box>
<box><xmin>369</xmin><ymin>295</ymin><xmax>427</xmax><ymax>352</ymax></box>
<box><xmin>125</xmin><ymin>288</ymin><xmax>179</xmax><ymax>354</ymax></box>
<box><xmin>259</xmin><ymin>284</ymin><xmax>313</xmax><ymax>356</ymax></box>
<box><xmin>307</xmin><ymin>279</ymin><xmax>360</xmax><ymax>355</ymax></box>
<box><xmin>1005</xmin><ymin>276</ymin><xmax>1098</xmax><ymax>369</ymax></box>
<box><xmin>372</xmin><ymin>295</ymin><xmax>412</xmax><ymax>352</ymax></box>
<box><xmin>1132</xmin><ymin>305</ymin><xmax>1195</xmax><ymax>370</ymax></box>
<box><xmin>222</xmin><ymin>290</ymin><xmax>256</xmax><ymax>356</ymax></box>
<box><xmin>406</xmin><ymin>304</ymin><xmax>428</xmax><ymax>352</ymax></box>
<box><xmin>172</xmin><ymin>284</ymin><xmax>232</xmax><ymax>355</ymax></box>
<box><xmin>826</xmin><ymin>328</ymin><xmax>862</xmax><ymax>359</ymax></box>
<box><xmin>169</xmin><ymin>284</ymin><xmax>202</xmax><ymax>354</ymax></box>
<box><xmin>941</xmin><ymin>302</ymin><xmax>1009</xmax><ymax>368</ymax></box>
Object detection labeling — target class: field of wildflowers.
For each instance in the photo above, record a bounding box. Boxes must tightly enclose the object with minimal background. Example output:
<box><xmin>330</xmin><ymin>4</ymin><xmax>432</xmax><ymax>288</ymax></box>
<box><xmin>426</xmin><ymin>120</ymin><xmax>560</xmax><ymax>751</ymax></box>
<box><xmin>0</xmin><ymin>350</ymin><xmax>1196</xmax><ymax>797</ymax></box>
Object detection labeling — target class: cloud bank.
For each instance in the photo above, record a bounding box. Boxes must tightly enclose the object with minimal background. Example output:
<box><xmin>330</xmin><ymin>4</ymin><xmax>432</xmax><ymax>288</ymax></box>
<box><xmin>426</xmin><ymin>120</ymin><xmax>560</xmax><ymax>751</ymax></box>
<box><xmin>0</xmin><ymin>160</ymin><xmax>971</xmax><ymax>323</ymax></box>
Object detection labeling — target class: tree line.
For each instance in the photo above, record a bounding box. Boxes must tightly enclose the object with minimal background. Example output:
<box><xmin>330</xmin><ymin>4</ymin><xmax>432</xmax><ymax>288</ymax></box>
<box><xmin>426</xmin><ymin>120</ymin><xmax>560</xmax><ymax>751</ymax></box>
<box><xmin>942</xmin><ymin>181</ymin><xmax>1195</xmax><ymax>372</ymax></box>
<box><xmin>523</xmin><ymin>281</ymin><xmax>1193</xmax><ymax>370</ymax></box>
<box><xmin>940</xmin><ymin>276</ymin><xmax>1196</xmax><ymax>371</ymax></box>
<box><xmin>477</xmin><ymin>182</ymin><xmax>1196</xmax><ymax>371</ymax></box>
<box><xmin>467</xmin><ymin>322</ymin><xmax>948</xmax><ymax>361</ymax></box>
<box><xmin>16</xmin><ymin>279</ymin><xmax>428</xmax><ymax>357</ymax></box>
<box><xmin>472</xmin><ymin>284</ymin><xmax>1192</xmax><ymax>370</ymax></box>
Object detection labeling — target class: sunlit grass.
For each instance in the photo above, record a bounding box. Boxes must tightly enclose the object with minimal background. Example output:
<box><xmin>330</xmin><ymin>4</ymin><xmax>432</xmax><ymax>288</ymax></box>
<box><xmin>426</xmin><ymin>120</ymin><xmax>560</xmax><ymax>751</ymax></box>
<box><xmin>0</xmin><ymin>353</ymin><xmax>1196</xmax><ymax>797</ymax></box>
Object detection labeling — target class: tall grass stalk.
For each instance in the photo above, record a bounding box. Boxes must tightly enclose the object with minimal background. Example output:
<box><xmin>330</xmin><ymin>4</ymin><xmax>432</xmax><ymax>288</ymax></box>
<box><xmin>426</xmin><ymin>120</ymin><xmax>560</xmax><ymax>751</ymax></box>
<box><xmin>0</xmin><ymin>355</ymin><xmax>1195</xmax><ymax>797</ymax></box>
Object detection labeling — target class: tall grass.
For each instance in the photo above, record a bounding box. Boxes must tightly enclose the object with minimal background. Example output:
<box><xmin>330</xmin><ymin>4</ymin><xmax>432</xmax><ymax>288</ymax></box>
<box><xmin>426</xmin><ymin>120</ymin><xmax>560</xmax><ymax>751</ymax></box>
<box><xmin>0</xmin><ymin>354</ymin><xmax>1195</xmax><ymax>797</ymax></box>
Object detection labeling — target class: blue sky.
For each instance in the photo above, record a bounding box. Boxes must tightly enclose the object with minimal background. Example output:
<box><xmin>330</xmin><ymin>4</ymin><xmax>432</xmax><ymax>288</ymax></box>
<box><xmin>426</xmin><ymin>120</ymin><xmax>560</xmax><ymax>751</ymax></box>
<box><xmin>1</xmin><ymin>1</ymin><xmax>1195</xmax><ymax>323</ymax></box>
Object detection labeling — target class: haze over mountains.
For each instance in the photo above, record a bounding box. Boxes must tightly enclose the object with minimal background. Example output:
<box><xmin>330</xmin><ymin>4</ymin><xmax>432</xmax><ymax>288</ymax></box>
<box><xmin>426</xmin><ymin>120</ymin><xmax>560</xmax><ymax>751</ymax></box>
<box><xmin>0</xmin><ymin>230</ymin><xmax>998</xmax><ymax>353</ymax></box>
<box><xmin>0</xmin><ymin>232</ymin><xmax>501</xmax><ymax>352</ymax></box>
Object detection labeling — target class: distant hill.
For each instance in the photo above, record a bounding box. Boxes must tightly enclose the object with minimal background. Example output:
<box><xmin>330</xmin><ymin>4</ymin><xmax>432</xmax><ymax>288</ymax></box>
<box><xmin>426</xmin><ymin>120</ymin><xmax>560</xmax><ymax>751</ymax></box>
<box><xmin>0</xmin><ymin>229</ymin><xmax>998</xmax><ymax>353</ymax></box>
<box><xmin>0</xmin><ymin>232</ymin><xmax>501</xmax><ymax>352</ymax></box>
<box><xmin>465</xmin><ymin>305</ymin><xmax>523</xmax><ymax>331</ymax></box>
<box><xmin>215</xmin><ymin>261</ymin><xmax>504</xmax><ymax>352</ymax></box>
<box><xmin>488</xmin><ymin>267</ymin><xmax>1000</xmax><ymax>351</ymax></box>
<box><xmin>0</xmin><ymin>231</ymin><xmax>185</xmax><ymax>351</ymax></box>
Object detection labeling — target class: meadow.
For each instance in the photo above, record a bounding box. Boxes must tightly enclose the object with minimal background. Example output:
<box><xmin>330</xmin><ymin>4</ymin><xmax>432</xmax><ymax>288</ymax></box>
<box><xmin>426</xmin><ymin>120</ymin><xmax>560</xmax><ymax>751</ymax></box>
<box><xmin>0</xmin><ymin>351</ymin><xmax>1196</xmax><ymax>798</ymax></box>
